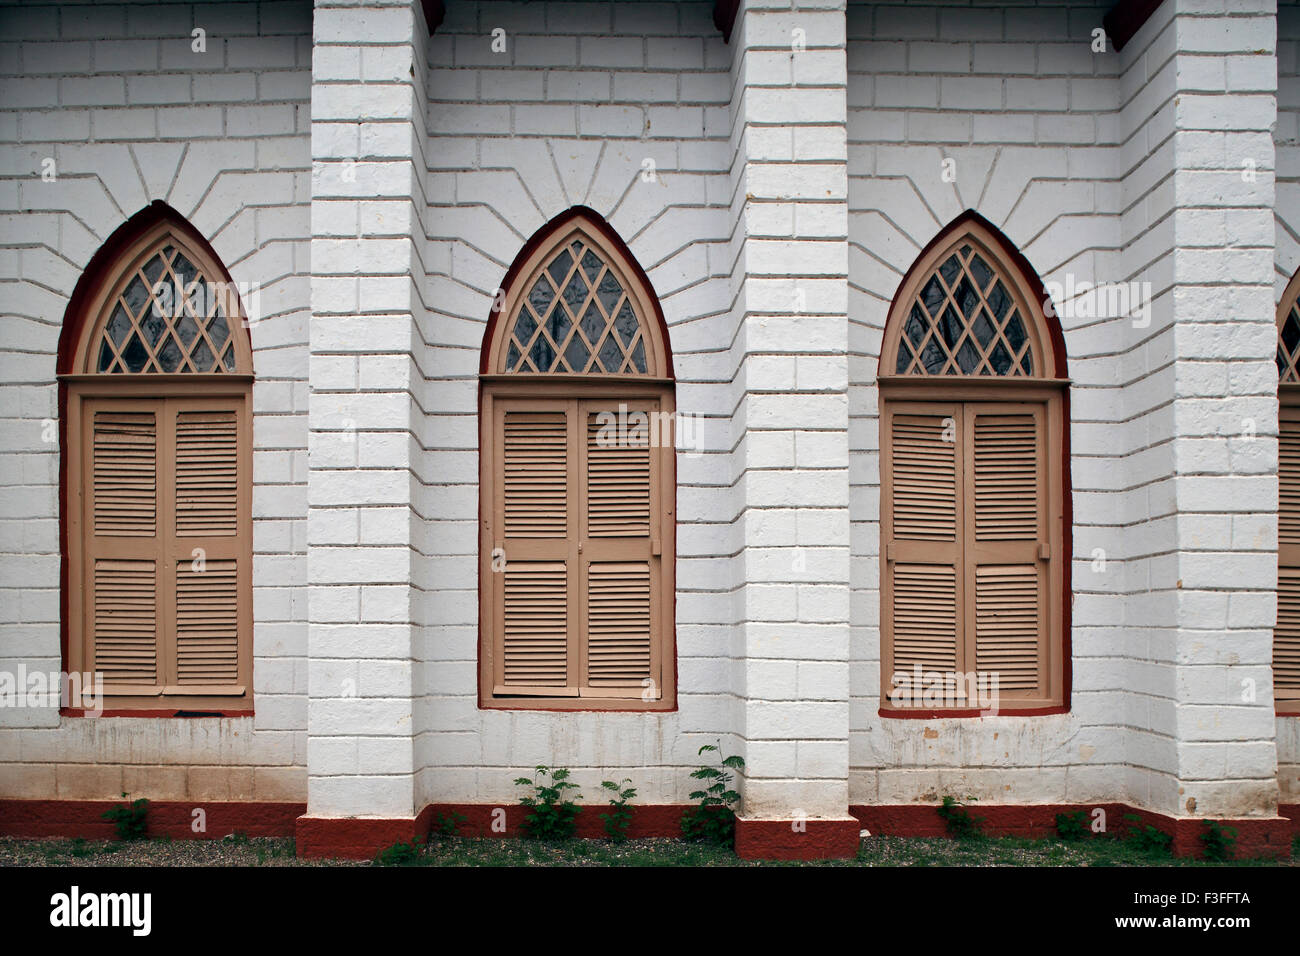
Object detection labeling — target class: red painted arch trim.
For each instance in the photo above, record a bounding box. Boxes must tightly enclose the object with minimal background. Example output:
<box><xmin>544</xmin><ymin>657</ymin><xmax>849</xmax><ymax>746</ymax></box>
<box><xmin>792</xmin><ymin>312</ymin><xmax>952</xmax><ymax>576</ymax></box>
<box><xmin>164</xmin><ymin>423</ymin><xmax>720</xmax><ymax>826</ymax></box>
<box><xmin>879</xmin><ymin>209</ymin><xmax>1073</xmax><ymax>718</ymax></box>
<box><xmin>479</xmin><ymin>205</ymin><xmax>675</xmax><ymax>379</ymax></box>
<box><xmin>421</xmin><ymin>1</ymin><xmax>445</xmax><ymax>34</ymax></box>
<box><xmin>713</xmin><ymin>0</ymin><xmax>740</xmax><ymax>42</ymax></box>
<box><xmin>1103</xmin><ymin>0</ymin><xmax>1166</xmax><ymax>52</ymax></box>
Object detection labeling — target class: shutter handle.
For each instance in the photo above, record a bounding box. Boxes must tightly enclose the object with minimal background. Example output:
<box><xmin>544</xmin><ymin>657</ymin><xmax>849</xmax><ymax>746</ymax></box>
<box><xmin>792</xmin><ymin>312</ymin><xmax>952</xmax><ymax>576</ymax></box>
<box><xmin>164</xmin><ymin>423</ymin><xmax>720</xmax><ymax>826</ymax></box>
<box><xmin>1038</xmin><ymin>541</ymin><xmax>1050</xmax><ymax>560</ymax></box>
<box><xmin>885</xmin><ymin>542</ymin><xmax>894</xmax><ymax>562</ymax></box>
<box><xmin>652</xmin><ymin>536</ymin><xmax>661</xmax><ymax>556</ymax></box>
<box><xmin>578</xmin><ymin>540</ymin><xmax>583</xmax><ymax>554</ymax></box>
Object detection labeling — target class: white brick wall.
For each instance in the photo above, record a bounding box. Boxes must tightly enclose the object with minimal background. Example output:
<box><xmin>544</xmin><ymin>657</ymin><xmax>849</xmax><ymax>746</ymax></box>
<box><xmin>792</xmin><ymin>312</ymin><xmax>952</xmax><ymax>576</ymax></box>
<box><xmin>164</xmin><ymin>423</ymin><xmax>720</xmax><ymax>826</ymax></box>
<box><xmin>0</xmin><ymin>0</ymin><xmax>310</xmax><ymax>802</ymax></box>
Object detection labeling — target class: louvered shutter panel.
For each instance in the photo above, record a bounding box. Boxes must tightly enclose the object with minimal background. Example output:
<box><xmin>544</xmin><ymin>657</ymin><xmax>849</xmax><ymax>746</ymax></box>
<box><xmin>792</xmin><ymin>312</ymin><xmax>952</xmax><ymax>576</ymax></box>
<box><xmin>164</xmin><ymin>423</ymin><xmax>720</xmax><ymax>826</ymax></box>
<box><xmin>167</xmin><ymin>403</ymin><xmax>246</xmax><ymax>694</ymax></box>
<box><xmin>967</xmin><ymin>409</ymin><xmax>1048</xmax><ymax>698</ymax></box>
<box><xmin>86</xmin><ymin>407</ymin><xmax>161</xmax><ymax>691</ymax></box>
<box><xmin>1276</xmin><ymin>408</ymin><xmax>1300</xmax><ymax>708</ymax></box>
<box><xmin>581</xmin><ymin>403</ymin><xmax>658</xmax><ymax>696</ymax></box>
<box><xmin>494</xmin><ymin>405</ymin><xmax>576</xmax><ymax>695</ymax></box>
<box><xmin>884</xmin><ymin>408</ymin><xmax>962</xmax><ymax>701</ymax></box>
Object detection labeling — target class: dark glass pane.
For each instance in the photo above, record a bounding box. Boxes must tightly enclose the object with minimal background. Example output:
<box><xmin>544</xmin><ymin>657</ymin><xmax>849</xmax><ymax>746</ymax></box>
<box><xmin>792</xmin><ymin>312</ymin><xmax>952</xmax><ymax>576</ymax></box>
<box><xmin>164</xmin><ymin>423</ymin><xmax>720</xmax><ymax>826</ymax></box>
<box><xmin>514</xmin><ymin>309</ymin><xmax>538</xmax><ymax>345</ymax></box>
<box><xmin>207</xmin><ymin>313</ymin><xmax>228</xmax><ymax>348</ymax></box>
<box><xmin>140</xmin><ymin>306</ymin><xmax>167</xmax><ymax>348</ymax></box>
<box><xmin>109</xmin><ymin>361</ymin><xmax>123</xmax><ymax>374</ymax></box>
<box><xmin>580</xmin><ymin>302</ymin><xmax>605</xmax><ymax>345</ymax></box>
<box><xmin>614</xmin><ymin>301</ymin><xmax>637</xmax><ymax>347</ymax></box>
<box><xmin>172</xmin><ymin>253</ymin><xmax>197</xmax><ymax>289</ymax></box>
<box><xmin>581</xmin><ymin>250</ymin><xmax>603</xmax><ymax>283</ymax></box>
<box><xmin>905</xmin><ymin>304</ymin><xmax>927</xmax><ymax>347</ymax></box>
<box><xmin>954</xmin><ymin>277</ymin><xmax>980</xmax><ymax>319</ymax></box>
<box><xmin>959</xmin><ymin>244</ymin><xmax>972</xmax><ymax>258</ymax></box>
<box><xmin>190</xmin><ymin>338</ymin><xmax>214</xmax><ymax>372</ymax></box>
<box><xmin>122</xmin><ymin>332</ymin><xmax>149</xmax><ymax>372</ymax></box>
<box><xmin>177</xmin><ymin>313</ymin><xmax>199</xmax><ymax>347</ymax></box>
<box><xmin>955</xmin><ymin>339</ymin><xmax>981</xmax><ymax>374</ymax></box>
<box><xmin>123</xmin><ymin>274</ymin><xmax>150</xmax><ymax>318</ymax></box>
<box><xmin>1020</xmin><ymin>352</ymin><xmax>1033</xmax><ymax>376</ymax></box>
<box><xmin>97</xmin><ymin>339</ymin><xmax>115</xmax><ymax>372</ymax></box>
<box><xmin>896</xmin><ymin>342</ymin><xmax>913</xmax><ymax>374</ymax></box>
<box><xmin>545</xmin><ymin>307</ymin><xmax>571</xmax><ymax>352</ymax></box>
<box><xmin>1279</xmin><ymin>346</ymin><xmax>1289</xmax><ymax>378</ymax></box>
<box><xmin>972</xmin><ymin>309</ymin><xmax>995</xmax><ymax>348</ymax></box>
<box><xmin>142</xmin><ymin>253</ymin><xmax>166</xmax><ymax>286</ymax></box>
<box><xmin>1284</xmin><ymin>312</ymin><xmax>1300</xmax><ymax>354</ymax></box>
<box><xmin>988</xmin><ymin>341</ymin><xmax>1012</xmax><ymax>375</ymax></box>
<box><xmin>546</xmin><ymin>249</ymin><xmax>572</xmax><ymax>287</ymax></box>
<box><xmin>561</xmin><ymin>269</ymin><xmax>588</xmax><ymax>314</ymax></box>
<box><xmin>161</xmin><ymin>244</ymin><xmax>175</xmax><ymax>260</ymax></box>
<box><xmin>969</xmin><ymin>254</ymin><xmax>993</xmax><ymax>291</ymax></box>
<box><xmin>221</xmin><ymin>344</ymin><xmax>235</xmax><ymax>371</ymax></box>
<box><xmin>570</xmin><ymin>240</ymin><xmax>583</xmax><ymax>259</ymax></box>
<box><xmin>920</xmin><ymin>276</ymin><xmax>946</xmax><ymax>317</ymax></box>
<box><xmin>939</xmin><ymin>305</ymin><xmax>962</xmax><ymax>349</ymax></box>
<box><xmin>529</xmin><ymin>336</ymin><xmax>556</xmax><ymax>372</ymax></box>
<box><xmin>596</xmin><ymin>270</ymin><xmax>623</xmax><ymax>315</ymax></box>
<box><xmin>184</xmin><ymin>279</ymin><xmax>209</xmax><ymax>318</ymax></box>
<box><xmin>1004</xmin><ymin>312</ymin><xmax>1027</xmax><ymax>353</ymax></box>
<box><xmin>506</xmin><ymin>342</ymin><xmax>521</xmax><ymax>370</ymax></box>
<box><xmin>630</xmin><ymin>339</ymin><xmax>646</xmax><ymax>373</ymax></box>
<box><xmin>528</xmin><ymin>276</ymin><xmax>553</xmax><ymax>317</ymax></box>
<box><xmin>597</xmin><ymin>332</ymin><xmax>624</xmax><ymax>372</ymax></box>
<box><xmin>938</xmin><ymin>254</ymin><xmax>961</xmax><ymax>287</ymax></box>
<box><xmin>920</xmin><ymin>338</ymin><xmax>946</xmax><ymax>374</ymax></box>
<box><xmin>107</xmin><ymin>303</ymin><xmax>132</xmax><ymax>346</ymax></box>
<box><xmin>157</xmin><ymin>334</ymin><xmax>182</xmax><ymax>372</ymax></box>
<box><xmin>987</xmin><ymin>281</ymin><xmax>1011</xmax><ymax>320</ymax></box>
<box><xmin>563</xmin><ymin>335</ymin><xmax>590</xmax><ymax>372</ymax></box>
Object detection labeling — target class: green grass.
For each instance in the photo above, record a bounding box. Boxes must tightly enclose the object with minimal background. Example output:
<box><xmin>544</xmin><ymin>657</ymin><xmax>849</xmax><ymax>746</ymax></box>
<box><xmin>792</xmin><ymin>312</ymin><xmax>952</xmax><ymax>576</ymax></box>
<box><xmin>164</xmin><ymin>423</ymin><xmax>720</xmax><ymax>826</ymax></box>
<box><xmin>4</xmin><ymin>831</ymin><xmax>1292</xmax><ymax>867</ymax></box>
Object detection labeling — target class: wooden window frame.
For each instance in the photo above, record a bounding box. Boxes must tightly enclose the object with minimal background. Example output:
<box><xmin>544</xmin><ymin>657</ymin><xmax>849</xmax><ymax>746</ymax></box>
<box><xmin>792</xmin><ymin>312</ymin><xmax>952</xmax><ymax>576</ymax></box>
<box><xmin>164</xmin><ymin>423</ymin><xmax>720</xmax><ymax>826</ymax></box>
<box><xmin>1276</xmin><ymin>267</ymin><xmax>1300</xmax><ymax>716</ymax></box>
<box><xmin>58</xmin><ymin>209</ymin><xmax>255</xmax><ymax>715</ymax></box>
<box><xmin>478</xmin><ymin>208</ymin><xmax>677</xmax><ymax>711</ymax></box>
<box><xmin>878</xmin><ymin>213</ymin><xmax>1071</xmax><ymax>717</ymax></box>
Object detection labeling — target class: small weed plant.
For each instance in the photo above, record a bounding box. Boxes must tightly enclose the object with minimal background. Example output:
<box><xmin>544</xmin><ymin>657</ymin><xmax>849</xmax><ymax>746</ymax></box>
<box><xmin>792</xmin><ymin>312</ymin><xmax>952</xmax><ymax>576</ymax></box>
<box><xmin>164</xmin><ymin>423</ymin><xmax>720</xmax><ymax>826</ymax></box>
<box><xmin>514</xmin><ymin>766</ymin><xmax>582</xmax><ymax>840</ymax></box>
<box><xmin>681</xmin><ymin>743</ymin><xmax>744</xmax><ymax>846</ymax></box>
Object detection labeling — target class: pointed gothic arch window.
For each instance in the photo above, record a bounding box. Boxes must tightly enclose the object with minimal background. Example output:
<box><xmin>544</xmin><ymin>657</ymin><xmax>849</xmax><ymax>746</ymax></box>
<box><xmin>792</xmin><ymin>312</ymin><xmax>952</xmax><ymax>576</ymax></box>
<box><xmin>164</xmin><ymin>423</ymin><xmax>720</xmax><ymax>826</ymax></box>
<box><xmin>878</xmin><ymin>213</ymin><xmax>1068</xmax><ymax>714</ymax></box>
<box><xmin>479</xmin><ymin>208</ymin><xmax>676</xmax><ymax>710</ymax></box>
<box><xmin>1274</xmin><ymin>268</ymin><xmax>1300</xmax><ymax>715</ymax></box>
<box><xmin>59</xmin><ymin>206</ymin><xmax>253</xmax><ymax>713</ymax></box>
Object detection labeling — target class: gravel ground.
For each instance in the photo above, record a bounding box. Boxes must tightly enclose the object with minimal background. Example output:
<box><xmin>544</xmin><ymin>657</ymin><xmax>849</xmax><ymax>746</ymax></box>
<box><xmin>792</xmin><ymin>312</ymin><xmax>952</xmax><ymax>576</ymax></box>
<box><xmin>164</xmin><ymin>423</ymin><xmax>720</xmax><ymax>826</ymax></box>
<box><xmin>1</xmin><ymin>833</ymin><xmax>1292</xmax><ymax>867</ymax></box>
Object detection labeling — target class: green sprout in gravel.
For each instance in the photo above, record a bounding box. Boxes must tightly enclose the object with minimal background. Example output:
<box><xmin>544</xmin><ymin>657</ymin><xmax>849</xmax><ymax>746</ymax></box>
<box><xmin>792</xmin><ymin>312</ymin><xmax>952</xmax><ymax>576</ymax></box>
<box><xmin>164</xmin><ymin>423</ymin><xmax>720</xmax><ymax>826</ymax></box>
<box><xmin>515</xmin><ymin>765</ymin><xmax>582</xmax><ymax>840</ymax></box>
<box><xmin>681</xmin><ymin>743</ymin><xmax>744</xmax><ymax>846</ymax></box>
<box><xmin>101</xmin><ymin>793</ymin><xmax>149</xmax><ymax>841</ymax></box>
<box><xmin>599</xmin><ymin>778</ymin><xmax>637</xmax><ymax>842</ymax></box>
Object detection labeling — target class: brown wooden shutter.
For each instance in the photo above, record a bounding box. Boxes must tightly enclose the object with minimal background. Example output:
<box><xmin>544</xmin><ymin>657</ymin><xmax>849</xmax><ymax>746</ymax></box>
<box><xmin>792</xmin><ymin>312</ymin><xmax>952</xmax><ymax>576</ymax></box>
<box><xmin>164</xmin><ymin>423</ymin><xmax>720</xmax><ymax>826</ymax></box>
<box><xmin>883</xmin><ymin>405</ymin><xmax>962</xmax><ymax>699</ymax></box>
<box><xmin>1276</xmin><ymin>406</ymin><xmax>1300</xmax><ymax>710</ymax></box>
<box><xmin>966</xmin><ymin>407</ymin><xmax>1048</xmax><ymax>698</ymax></box>
<box><xmin>581</xmin><ymin>402</ymin><xmax>658</xmax><ymax>695</ymax></box>
<box><xmin>87</xmin><ymin>406</ymin><xmax>161</xmax><ymax>692</ymax></box>
<box><xmin>493</xmin><ymin>403</ymin><xmax>577</xmax><ymax>695</ymax></box>
<box><xmin>78</xmin><ymin>396</ymin><xmax>250</xmax><ymax>705</ymax></box>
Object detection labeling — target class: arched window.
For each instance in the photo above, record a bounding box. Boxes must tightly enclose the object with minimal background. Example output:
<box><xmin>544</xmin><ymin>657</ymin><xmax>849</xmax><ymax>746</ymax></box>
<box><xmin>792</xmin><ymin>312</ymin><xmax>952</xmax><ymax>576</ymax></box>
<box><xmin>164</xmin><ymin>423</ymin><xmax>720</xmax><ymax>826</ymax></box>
<box><xmin>1274</xmin><ymin>268</ymin><xmax>1300</xmax><ymax>715</ymax></box>
<box><xmin>479</xmin><ymin>207</ymin><xmax>675</xmax><ymax>710</ymax></box>
<box><xmin>878</xmin><ymin>212</ymin><xmax>1068</xmax><ymax>714</ymax></box>
<box><xmin>59</xmin><ymin>204</ymin><xmax>253</xmax><ymax>713</ymax></box>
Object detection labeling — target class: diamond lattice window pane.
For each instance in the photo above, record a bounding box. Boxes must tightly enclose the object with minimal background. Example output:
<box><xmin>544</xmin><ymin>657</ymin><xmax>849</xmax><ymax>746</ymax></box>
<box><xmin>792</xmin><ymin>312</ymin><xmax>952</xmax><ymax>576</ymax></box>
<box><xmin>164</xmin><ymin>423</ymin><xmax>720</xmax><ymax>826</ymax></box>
<box><xmin>893</xmin><ymin>238</ymin><xmax>1043</xmax><ymax>378</ymax></box>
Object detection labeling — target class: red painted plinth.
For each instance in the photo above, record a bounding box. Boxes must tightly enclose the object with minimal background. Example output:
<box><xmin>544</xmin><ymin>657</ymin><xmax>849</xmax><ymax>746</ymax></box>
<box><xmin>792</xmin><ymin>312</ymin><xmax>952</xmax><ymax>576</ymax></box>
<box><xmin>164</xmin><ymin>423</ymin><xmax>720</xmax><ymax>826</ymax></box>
<box><xmin>0</xmin><ymin>799</ymin><xmax>304</xmax><ymax>840</ymax></box>
<box><xmin>733</xmin><ymin>816</ymin><xmax>862</xmax><ymax>860</ymax></box>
